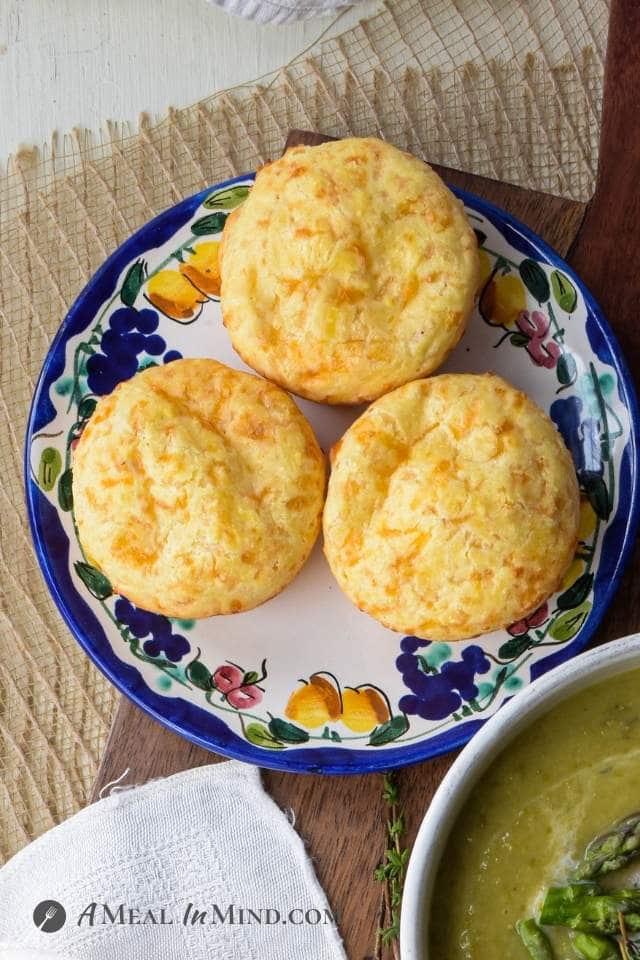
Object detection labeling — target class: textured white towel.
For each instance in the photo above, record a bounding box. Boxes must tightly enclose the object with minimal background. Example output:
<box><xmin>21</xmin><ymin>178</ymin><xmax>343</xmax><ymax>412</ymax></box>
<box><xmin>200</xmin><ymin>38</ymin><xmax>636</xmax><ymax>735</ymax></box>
<box><xmin>208</xmin><ymin>0</ymin><xmax>363</xmax><ymax>24</ymax></box>
<box><xmin>0</xmin><ymin>763</ymin><xmax>346</xmax><ymax>960</ymax></box>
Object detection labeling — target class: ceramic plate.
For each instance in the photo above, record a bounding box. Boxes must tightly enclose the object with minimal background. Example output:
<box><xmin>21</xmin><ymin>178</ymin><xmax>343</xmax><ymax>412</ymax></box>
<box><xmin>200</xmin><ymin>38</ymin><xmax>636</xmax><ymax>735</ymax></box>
<box><xmin>25</xmin><ymin>174</ymin><xmax>640</xmax><ymax>773</ymax></box>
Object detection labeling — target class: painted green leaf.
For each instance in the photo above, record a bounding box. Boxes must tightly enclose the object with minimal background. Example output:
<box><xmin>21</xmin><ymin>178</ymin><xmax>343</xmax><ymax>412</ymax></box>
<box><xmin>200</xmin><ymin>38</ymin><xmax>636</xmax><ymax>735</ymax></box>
<box><xmin>493</xmin><ymin>666</ymin><xmax>509</xmax><ymax>690</ymax></box>
<box><xmin>556</xmin><ymin>353</ymin><xmax>577</xmax><ymax>386</ymax></box>
<box><xmin>121</xmin><ymin>260</ymin><xmax>146</xmax><ymax>307</ymax></box>
<box><xmin>582</xmin><ymin>472</ymin><xmax>611</xmax><ymax>520</ymax></box>
<box><xmin>510</xmin><ymin>332</ymin><xmax>529</xmax><ymax>347</ymax></box>
<box><xmin>74</xmin><ymin>561</ymin><xmax>112</xmax><ymax>600</ymax></box>
<box><xmin>57</xmin><ymin>468</ymin><xmax>73</xmax><ymax>511</ymax></box>
<box><xmin>78</xmin><ymin>396</ymin><xmax>98</xmax><ymax>420</ymax></box>
<box><xmin>268</xmin><ymin>717</ymin><xmax>309</xmax><ymax>744</ymax></box>
<box><xmin>191</xmin><ymin>212</ymin><xmax>227</xmax><ymax>236</ymax></box>
<box><xmin>519</xmin><ymin>259</ymin><xmax>550</xmax><ymax>303</ymax></box>
<box><xmin>38</xmin><ymin>447</ymin><xmax>62</xmax><ymax>491</ymax></box>
<box><xmin>549</xmin><ymin>601</ymin><xmax>591</xmax><ymax>642</ymax></box>
<box><xmin>185</xmin><ymin>649</ymin><xmax>212</xmax><ymax>690</ymax></box>
<box><xmin>551</xmin><ymin>269</ymin><xmax>578</xmax><ymax>312</ymax></box>
<box><xmin>203</xmin><ymin>184</ymin><xmax>251</xmax><ymax>210</ymax></box>
<box><xmin>243</xmin><ymin>671</ymin><xmax>259</xmax><ymax>685</ymax></box>
<box><xmin>369</xmin><ymin>714</ymin><xmax>409</xmax><ymax>747</ymax></box>
<box><xmin>416</xmin><ymin>654</ymin><xmax>431</xmax><ymax>674</ymax></box>
<box><xmin>498</xmin><ymin>634</ymin><xmax>534</xmax><ymax>660</ymax></box>
<box><xmin>245</xmin><ymin>722</ymin><xmax>285</xmax><ymax>750</ymax></box>
<box><xmin>557</xmin><ymin>572</ymin><xmax>594</xmax><ymax>610</ymax></box>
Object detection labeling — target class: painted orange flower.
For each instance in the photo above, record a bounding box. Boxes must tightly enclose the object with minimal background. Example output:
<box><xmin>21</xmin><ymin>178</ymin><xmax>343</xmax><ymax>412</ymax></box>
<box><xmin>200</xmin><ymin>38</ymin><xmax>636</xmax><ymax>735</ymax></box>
<box><xmin>285</xmin><ymin>672</ymin><xmax>391</xmax><ymax>734</ymax></box>
<box><xmin>285</xmin><ymin>673</ymin><xmax>341</xmax><ymax>729</ymax></box>
<box><xmin>145</xmin><ymin>241</ymin><xmax>221</xmax><ymax>322</ymax></box>
<box><xmin>146</xmin><ymin>270</ymin><xmax>207</xmax><ymax>323</ymax></box>
<box><xmin>180</xmin><ymin>241</ymin><xmax>221</xmax><ymax>297</ymax></box>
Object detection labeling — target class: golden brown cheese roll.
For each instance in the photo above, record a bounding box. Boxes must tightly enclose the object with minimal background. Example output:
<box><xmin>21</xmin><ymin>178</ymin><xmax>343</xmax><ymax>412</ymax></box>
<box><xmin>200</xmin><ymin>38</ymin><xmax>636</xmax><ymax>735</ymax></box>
<box><xmin>323</xmin><ymin>374</ymin><xmax>580</xmax><ymax>641</ymax></box>
<box><xmin>220</xmin><ymin>137</ymin><xmax>479</xmax><ymax>405</ymax></box>
<box><xmin>73</xmin><ymin>359</ymin><xmax>325</xmax><ymax>618</ymax></box>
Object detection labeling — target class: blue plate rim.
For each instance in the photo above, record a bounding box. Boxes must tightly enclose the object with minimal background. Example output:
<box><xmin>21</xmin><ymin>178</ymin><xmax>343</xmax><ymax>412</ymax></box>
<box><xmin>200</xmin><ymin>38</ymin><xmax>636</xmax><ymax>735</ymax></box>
<box><xmin>23</xmin><ymin>173</ymin><xmax>640</xmax><ymax>775</ymax></box>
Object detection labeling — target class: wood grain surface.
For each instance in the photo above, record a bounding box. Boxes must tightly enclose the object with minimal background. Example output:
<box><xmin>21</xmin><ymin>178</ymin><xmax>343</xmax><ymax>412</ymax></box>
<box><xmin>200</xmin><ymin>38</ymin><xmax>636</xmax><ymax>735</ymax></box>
<box><xmin>91</xmin><ymin>6</ymin><xmax>639</xmax><ymax>954</ymax></box>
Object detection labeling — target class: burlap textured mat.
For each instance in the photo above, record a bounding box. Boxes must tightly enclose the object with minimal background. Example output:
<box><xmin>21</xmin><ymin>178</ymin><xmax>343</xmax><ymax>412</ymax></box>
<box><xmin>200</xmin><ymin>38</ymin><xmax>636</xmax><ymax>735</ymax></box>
<box><xmin>0</xmin><ymin>0</ymin><xmax>608</xmax><ymax>863</ymax></box>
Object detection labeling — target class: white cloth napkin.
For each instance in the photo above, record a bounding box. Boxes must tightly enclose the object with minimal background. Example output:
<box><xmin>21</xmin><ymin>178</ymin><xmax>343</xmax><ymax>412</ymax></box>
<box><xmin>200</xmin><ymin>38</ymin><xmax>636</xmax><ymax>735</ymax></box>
<box><xmin>207</xmin><ymin>0</ymin><xmax>362</xmax><ymax>24</ymax></box>
<box><xmin>0</xmin><ymin>762</ymin><xmax>346</xmax><ymax>960</ymax></box>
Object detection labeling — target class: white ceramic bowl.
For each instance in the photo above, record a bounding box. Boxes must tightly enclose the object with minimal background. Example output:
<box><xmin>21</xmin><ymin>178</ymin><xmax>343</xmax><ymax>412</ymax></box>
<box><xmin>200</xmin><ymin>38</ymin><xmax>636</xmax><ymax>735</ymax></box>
<box><xmin>400</xmin><ymin>632</ymin><xmax>640</xmax><ymax>959</ymax></box>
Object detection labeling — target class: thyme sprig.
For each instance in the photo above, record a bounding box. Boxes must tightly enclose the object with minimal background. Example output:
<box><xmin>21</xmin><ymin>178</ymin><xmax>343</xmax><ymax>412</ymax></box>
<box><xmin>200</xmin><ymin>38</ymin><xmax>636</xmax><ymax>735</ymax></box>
<box><xmin>374</xmin><ymin>772</ymin><xmax>408</xmax><ymax>958</ymax></box>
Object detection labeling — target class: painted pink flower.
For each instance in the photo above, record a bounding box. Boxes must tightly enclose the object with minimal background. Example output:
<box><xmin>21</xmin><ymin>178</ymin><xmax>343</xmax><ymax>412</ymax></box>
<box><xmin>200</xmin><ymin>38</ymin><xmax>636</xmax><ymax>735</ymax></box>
<box><xmin>508</xmin><ymin>601</ymin><xmax>550</xmax><ymax>637</ymax></box>
<box><xmin>213</xmin><ymin>664</ymin><xmax>243</xmax><ymax>693</ymax></box>
<box><xmin>226</xmin><ymin>685</ymin><xmax>263</xmax><ymax>709</ymax></box>
<box><xmin>527</xmin><ymin>338</ymin><xmax>561</xmax><ymax>368</ymax></box>
<box><xmin>517</xmin><ymin>309</ymin><xmax>549</xmax><ymax>338</ymax></box>
<box><xmin>212</xmin><ymin>658</ymin><xmax>267</xmax><ymax>710</ymax></box>
<box><xmin>526</xmin><ymin>602</ymin><xmax>550</xmax><ymax>628</ymax></box>
<box><xmin>516</xmin><ymin>310</ymin><xmax>561</xmax><ymax>369</ymax></box>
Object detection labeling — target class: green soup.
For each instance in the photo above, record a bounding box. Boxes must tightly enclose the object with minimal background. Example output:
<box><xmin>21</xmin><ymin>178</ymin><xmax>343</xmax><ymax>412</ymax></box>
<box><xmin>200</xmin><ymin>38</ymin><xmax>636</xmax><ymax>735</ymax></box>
<box><xmin>429</xmin><ymin>668</ymin><xmax>640</xmax><ymax>959</ymax></box>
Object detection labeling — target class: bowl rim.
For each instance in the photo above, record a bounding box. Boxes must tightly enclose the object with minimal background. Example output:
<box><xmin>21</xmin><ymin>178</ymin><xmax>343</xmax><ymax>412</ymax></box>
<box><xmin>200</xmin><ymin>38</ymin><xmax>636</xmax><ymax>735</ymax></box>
<box><xmin>399</xmin><ymin>631</ymin><xmax>640</xmax><ymax>959</ymax></box>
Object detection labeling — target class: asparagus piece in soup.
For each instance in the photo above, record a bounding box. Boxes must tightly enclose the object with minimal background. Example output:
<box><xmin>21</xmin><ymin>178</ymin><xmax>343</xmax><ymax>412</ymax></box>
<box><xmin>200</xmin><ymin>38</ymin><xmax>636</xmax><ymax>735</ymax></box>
<box><xmin>516</xmin><ymin>918</ymin><xmax>557</xmax><ymax>959</ymax></box>
<box><xmin>540</xmin><ymin>886</ymin><xmax>640</xmax><ymax>934</ymax></box>
<box><xmin>572</xmin><ymin>931</ymin><xmax>621</xmax><ymax>959</ymax></box>
<box><xmin>573</xmin><ymin>813</ymin><xmax>640</xmax><ymax>882</ymax></box>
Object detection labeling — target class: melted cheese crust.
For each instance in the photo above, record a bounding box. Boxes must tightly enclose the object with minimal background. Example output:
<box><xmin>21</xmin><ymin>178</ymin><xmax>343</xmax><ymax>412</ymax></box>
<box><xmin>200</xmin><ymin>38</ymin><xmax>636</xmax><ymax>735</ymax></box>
<box><xmin>323</xmin><ymin>374</ymin><xmax>580</xmax><ymax>640</ymax></box>
<box><xmin>220</xmin><ymin>137</ymin><xmax>479</xmax><ymax>404</ymax></box>
<box><xmin>73</xmin><ymin>359</ymin><xmax>325</xmax><ymax>618</ymax></box>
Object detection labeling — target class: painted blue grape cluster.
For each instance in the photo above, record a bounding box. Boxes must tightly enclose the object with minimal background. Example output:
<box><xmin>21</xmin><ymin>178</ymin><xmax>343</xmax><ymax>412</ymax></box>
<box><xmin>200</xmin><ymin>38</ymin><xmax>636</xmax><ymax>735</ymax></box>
<box><xmin>86</xmin><ymin>307</ymin><xmax>182</xmax><ymax>395</ymax></box>
<box><xmin>396</xmin><ymin>637</ymin><xmax>491</xmax><ymax>721</ymax></box>
<box><xmin>115</xmin><ymin>598</ymin><xmax>189</xmax><ymax>662</ymax></box>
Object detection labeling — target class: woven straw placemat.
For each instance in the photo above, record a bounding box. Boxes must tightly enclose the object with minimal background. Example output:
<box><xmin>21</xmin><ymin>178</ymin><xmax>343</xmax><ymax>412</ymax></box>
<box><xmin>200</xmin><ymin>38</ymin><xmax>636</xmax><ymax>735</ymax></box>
<box><xmin>0</xmin><ymin>0</ymin><xmax>608</xmax><ymax>864</ymax></box>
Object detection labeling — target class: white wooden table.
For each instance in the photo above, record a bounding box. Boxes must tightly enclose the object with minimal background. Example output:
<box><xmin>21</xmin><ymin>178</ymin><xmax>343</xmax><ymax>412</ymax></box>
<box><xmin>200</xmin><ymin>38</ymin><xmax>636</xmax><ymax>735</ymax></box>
<box><xmin>0</xmin><ymin>0</ymin><xmax>380</xmax><ymax>162</ymax></box>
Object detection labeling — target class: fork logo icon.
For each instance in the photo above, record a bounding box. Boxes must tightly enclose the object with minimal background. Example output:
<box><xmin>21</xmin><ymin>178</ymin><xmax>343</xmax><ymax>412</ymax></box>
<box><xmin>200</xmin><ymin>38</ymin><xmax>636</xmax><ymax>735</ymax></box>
<box><xmin>33</xmin><ymin>900</ymin><xmax>66</xmax><ymax>933</ymax></box>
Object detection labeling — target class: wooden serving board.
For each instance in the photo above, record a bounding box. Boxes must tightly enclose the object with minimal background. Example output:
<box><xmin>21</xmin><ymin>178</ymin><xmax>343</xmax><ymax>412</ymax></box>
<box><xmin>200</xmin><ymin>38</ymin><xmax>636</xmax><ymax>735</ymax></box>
<box><xmin>91</xmin><ymin>6</ymin><xmax>640</xmax><ymax>952</ymax></box>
